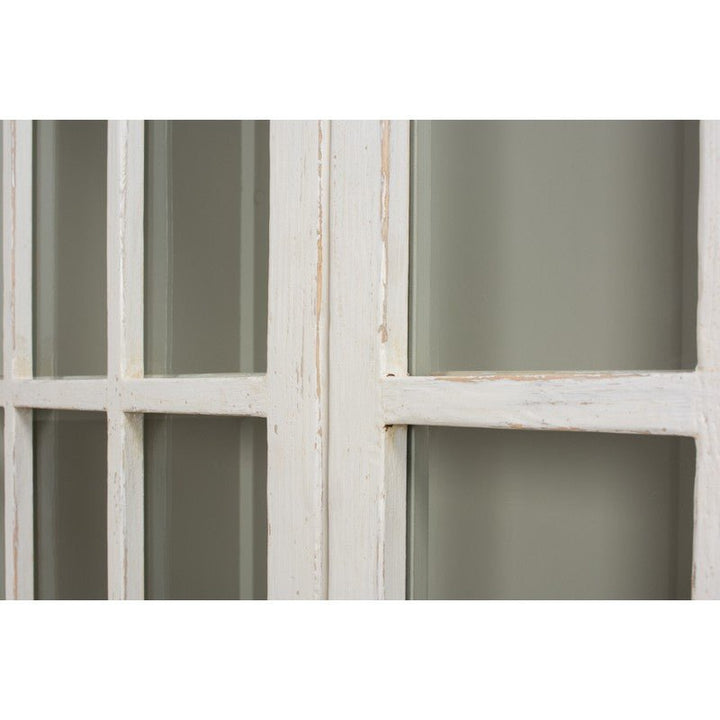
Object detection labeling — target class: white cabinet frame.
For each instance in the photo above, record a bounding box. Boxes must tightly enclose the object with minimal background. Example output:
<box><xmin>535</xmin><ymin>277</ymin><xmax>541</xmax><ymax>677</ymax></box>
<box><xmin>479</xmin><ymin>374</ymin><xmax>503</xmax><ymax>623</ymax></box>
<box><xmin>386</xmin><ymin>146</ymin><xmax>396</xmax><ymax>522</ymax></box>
<box><xmin>2</xmin><ymin>120</ymin><xmax>719</xmax><ymax>599</ymax></box>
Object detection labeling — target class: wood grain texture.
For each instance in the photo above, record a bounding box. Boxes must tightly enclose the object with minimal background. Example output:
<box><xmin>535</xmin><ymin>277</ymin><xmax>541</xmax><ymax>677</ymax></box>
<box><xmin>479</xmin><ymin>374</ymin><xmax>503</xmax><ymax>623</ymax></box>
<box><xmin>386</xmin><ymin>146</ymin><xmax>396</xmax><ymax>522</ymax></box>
<box><xmin>121</xmin><ymin>375</ymin><xmax>267</xmax><ymax>416</ymax></box>
<box><xmin>0</xmin><ymin>117</ymin><xmax>715</xmax><ymax>602</ymax></box>
<box><xmin>328</xmin><ymin>121</ymin><xmax>409</xmax><ymax>599</ymax></box>
<box><xmin>266</xmin><ymin>121</ymin><xmax>329</xmax><ymax>599</ymax></box>
<box><xmin>694</xmin><ymin>120</ymin><xmax>720</xmax><ymax>598</ymax></box>
<box><xmin>107</xmin><ymin>121</ymin><xmax>144</xmax><ymax>599</ymax></box>
<box><xmin>382</xmin><ymin>372</ymin><xmax>701</xmax><ymax>437</ymax></box>
<box><xmin>698</xmin><ymin>121</ymin><xmax>720</xmax><ymax>370</ymax></box>
<box><xmin>694</xmin><ymin>374</ymin><xmax>720</xmax><ymax>598</ymax></box>
<box><xmin>380</xmin><ymin>121</ymin><xmax>409</xmax><ymax>600</ymax></box>
<box><xmin>3</xmin><ymin>121</ymin><xmax>34</xmax><ymax>599</ymax></box>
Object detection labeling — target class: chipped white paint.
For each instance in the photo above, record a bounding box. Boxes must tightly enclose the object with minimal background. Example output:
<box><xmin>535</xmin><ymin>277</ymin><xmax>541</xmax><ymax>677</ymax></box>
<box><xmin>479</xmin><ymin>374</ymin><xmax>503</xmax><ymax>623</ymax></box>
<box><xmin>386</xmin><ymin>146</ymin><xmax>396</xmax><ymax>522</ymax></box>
<box><xmin>693</xmin><ymin>120</ymin><xmax>720</xmax><ymax>599</ymax></box>
<box><xmin>1</xmin><ymin>119</ymin><xmax>271</xmax><ymax>600</ymax></box>
<box><xmin>0</xmin><ymin>117</ymin><xmax>718</xmax><ymax>602</ymax></box>
<box><xmin>328</xmin><ymin>121</ymin><xmax>409</xmax><ymax>599</ymax></box>
<box><xmin>698</xmin><ymin>122</ymin><xmax>720</xmax><ymax>370</ymax></box>
<box><xmin>266</xmin><ymin>121</ymin><xmax>329</xmax><ymax>599</ymax></box>
<box><xmin>694</xmin><ymin>426</ymin><xmax>720</xmax><ymax>599</ymax></box>
<box><xmin>3</xmin><ymin>120</ymin><xmax>34</xmax><ymax>600</ymax></box>
<box><xmin>107</xmin><ymin>121</ymin><xmax>144</xmax><ymax>600</ymax></box>
<box><xmin>382</xmin><ymin>372</ymin><xmax>702</xmax><ymax>437</ymax></box>
<box><xmin>325</xmin><ymin>119</ymin><xmax>720</xmax><ymax>600</ymax></box>
<box><xmin>122</xmin><ymin>375</ymin><xmax>267</xmax><ymax>416</ymax></box>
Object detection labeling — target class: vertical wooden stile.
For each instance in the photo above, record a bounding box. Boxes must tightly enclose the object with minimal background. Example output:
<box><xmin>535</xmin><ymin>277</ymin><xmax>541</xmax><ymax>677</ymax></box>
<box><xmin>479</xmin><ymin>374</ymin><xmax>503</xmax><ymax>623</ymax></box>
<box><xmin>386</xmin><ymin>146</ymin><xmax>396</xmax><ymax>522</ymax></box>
<box><xmin>328</xmin><ymin>121</ymin><xmax>409</xmax><ymax>599</ymax></box>
<box><xmin>694</xmin><ymin>120</ymin><xmax>720</xmax><ymax>599</ymax></box>
<box><xmin>266</xmin><ymin>121</ymin><xmax>330</xmax><ymax>599</ymax></box>
<box><xmin>3</xmin><ymin>120</ymin><xmax>34</xmax><ymax>600</ymax></box>
<box><xmin>107</xmin><ymin>121</ymin><xmax>145</xmax><ymax>599</ymax></box>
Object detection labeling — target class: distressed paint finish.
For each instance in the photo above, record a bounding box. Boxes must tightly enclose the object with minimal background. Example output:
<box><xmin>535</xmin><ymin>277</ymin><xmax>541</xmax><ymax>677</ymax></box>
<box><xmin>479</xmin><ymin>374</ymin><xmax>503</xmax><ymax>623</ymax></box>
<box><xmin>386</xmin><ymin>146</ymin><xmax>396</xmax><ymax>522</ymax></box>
<box><xmin>694</xmin><ymin>402</ymin><xmax>720</xmax><ymax>598</ymax></box>
<box><xmin>328</xmin><ymin>121</ymin><xmax>409</xmax><ymax>599</ymax></box>
<box><xmin>3</xmin><ymin>121</ymin><xmax>34</xmax><ymax>600</ymax></box>
<box><xmin>0</xmin><ymin>118</ymin><xmax>716</xmax><ymax>602</ymax></box>
<box><xmin>107</xmin><ymin>121</ymin><xmax>144</xmax><ymax>600</ymax></box>
<box><xmin>122</xmin><ymin>375</ymin><xmax>267</xmax><ymax>416</ymax></box>
<box><xmin>388</xmin><ymin>120</ymin><xmax>720</xmax><ymax>600</ymax></box>
<box><xmin>266</xmin><ymin>121</ymin><xmax>330</xmax><ymax>599</ymax></box>
<box><xmin>694</xmin><ymin>120</ymin><xmax>720</xmax><ymax>598</ymax></box>
<box><xmin>698</xmin><ymin>122</ymin><xmax>720</xmax><ymax>370</ymax></box>
<box><xmin>380</xmin><ymin>121</ymin><xmax>409</xmax><ymax>600</ymax></box>
<box><xmin>382</xmin><ymin>372</ymin><xmax>702</xmax><ymax>437</ymax></box>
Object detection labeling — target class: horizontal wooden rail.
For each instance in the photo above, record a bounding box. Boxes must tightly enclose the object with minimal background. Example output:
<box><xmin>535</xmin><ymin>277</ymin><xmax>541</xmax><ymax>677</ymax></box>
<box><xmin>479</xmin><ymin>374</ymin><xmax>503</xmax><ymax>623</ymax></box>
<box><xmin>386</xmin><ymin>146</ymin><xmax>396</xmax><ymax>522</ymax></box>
<box><xmin>1</xmin><ymin>371</ymin><xmax>712</xmax><ymax>435</ymax></box>
<box><xmin>0</xmin><ymin>375</ymin><xmax>268</xmax><ymax>417</ymax></box>
<box><xmin>121</xmin><ymin>375</ymin><xmax>268</xmax><ymax>416</ymax></box>
<box><xmin>11</xmin><ymin>378</ymin><xmax>108</xmax><ymax>411</ymax></box>
<box><xmin>382</xmin><ymin>371</ymin><xmax>706</xmax><ymax>437</ymax></box>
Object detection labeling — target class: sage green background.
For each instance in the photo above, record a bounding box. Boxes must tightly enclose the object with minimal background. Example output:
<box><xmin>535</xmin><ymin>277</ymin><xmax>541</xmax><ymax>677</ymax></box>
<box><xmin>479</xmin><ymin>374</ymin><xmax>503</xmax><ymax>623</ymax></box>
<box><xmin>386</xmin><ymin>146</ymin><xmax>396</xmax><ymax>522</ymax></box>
<box><xmin>29</xmin><ymin>121</ymin><xmax>269</xmax><ymax>599</ymax></box>
<box><xmin>409</xmin><ymin>121</ymin><xmax>698</xmax><ymax>599</ymax></box>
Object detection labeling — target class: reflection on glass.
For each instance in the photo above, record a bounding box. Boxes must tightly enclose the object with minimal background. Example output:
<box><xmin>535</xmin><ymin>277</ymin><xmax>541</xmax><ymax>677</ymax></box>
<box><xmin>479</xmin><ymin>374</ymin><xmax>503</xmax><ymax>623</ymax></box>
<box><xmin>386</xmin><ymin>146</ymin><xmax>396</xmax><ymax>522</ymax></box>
<box><xmin>33</xmin><ymin>121</ymin><xmax>107</xmax><ymax>377</ymax></box>
<box><xmin>408</xmin><ymin>428</ymin><xmax>695</xmax><ymax>599</ymax></box>
<box><xmin>145</xmin><ymin>415</ymin><xmax>267</xmax><ymax>600</ymax></box>
<box><xmin>145</xmin><ymin>121</ymin><xmax>269</xmax><ymax>376</ymax></box>
<box><xmin>34</xmin><ymin>411</ymin><xmax>107</xmax><ymax>600</ymax></box>
<box><xmin>411</xmin><ymin>121</ymin><xmax>698</xmax><ymax>373</ymax></box>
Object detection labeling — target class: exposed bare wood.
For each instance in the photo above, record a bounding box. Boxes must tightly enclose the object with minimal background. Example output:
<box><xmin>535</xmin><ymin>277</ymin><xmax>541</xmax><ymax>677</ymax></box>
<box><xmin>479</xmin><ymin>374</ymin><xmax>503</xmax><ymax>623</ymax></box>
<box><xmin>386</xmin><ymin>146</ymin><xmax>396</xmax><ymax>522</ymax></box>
<box><xmin>382</xmin><ymin>372</ymin><xmax>701</xmax><ymax>437</ymax></box>
<box><xmin>266</xmin><ymin>121</ymin><xmax>330</xmax><ymax>599</ymax></box>
<box><xmin>694</xmin><ymin>387</ymin><xmax>720</xmax><ymax>599</ymax></box>
<box><xmin>3</xmin><ymin>120</ymin><xmax>34</xmax><ymax>599</ymax></box>
<box><xmin>0</xmin><ymin>376</ymin><xmax>269</xmax><ymax>416</ymax></box>
<box><xmin>380</xmin><ymin>120</ymin><xmax>409</xmax><ymax>600</ymax></box>
<box><xmin>121</xmin><ymin>375</ymin><xmax>267</xmax><ymax>416</ymax></box>
<box><xmin>0</xmin><ymin>117</ymin><xmax>715</xmax><ymax>602</ymax></box>
<box><xmin>328</xmin><ymin>121</ymin><xmax>409</xmax><ymax>599</ymax></box>
<box><xmin>2</xmin><ymin>407</ymin><xmax>33</xmax><ymax>600</ymax></box>
<box><xmin>694</xmin><ymin>120</ymin><xmax>720</xmax><ymax>599</ymax></box>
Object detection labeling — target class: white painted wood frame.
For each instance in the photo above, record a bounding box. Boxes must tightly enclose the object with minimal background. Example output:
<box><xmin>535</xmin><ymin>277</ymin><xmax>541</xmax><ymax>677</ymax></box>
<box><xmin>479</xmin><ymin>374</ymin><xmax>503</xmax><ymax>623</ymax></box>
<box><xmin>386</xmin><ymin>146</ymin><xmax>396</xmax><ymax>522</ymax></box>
<box><xmin>267</xmin><ymin>121</ymin><xmax>330</xmax><ymax>599</ymax></box>
<box><xmin>3</xmin><ymin>120</ymin><xmax>34</xmax><ymax>600</ymax></box>
<box><xmin>1</xmin><ymin>119</ymin><xmax>330</xmax><ymax>600</ymax></box>
<box><xmin>326</xmin><ymin>119</ymin><xmax>720</xmax><ymax>600</ymax></box>
<box><xmin>2</xmin><ymin>119</ymin><xmax>720</xmax><ymax>600</ymax></box>
<box><xmin>1</xmin><ymin>121</ymin><xmax>273</xmax><ymax>599</ymax></box>
<box><xmin>328</xmin><ymin>121</ymin><xmax>409</xmax><ymax>599</ymax></box>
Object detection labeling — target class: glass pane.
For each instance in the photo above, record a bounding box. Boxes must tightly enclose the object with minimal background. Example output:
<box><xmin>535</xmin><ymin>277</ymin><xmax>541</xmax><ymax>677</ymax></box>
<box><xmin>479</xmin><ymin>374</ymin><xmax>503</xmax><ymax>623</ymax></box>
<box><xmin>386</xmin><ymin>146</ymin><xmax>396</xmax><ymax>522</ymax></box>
<box><xmin>33</xmin><ymin>121</ymin><xmax>107</xmax><ymax>377</ymax></box>
<box><xmin>145</xmin><ymin>121</ymin><xmax>269</xmax><ymax>375</ymax></box>
<box><xmin>408</xmin><ymin>428</ymin><xmax>695</xmax><ymax>600</ymax></box>
<box><xmin>145</xmin><ymin>415</ymin><xmax>266</xmax><ymax>599</ymax></box>
<box><xmin>34</xmin><ymin>411</ymin><xmax>107</xmax><ymax>600</ymax></box>
<box><xmin>411</xmin><ymin>121</ymin><xmax>698</xmax><ymax>373</ymax></box>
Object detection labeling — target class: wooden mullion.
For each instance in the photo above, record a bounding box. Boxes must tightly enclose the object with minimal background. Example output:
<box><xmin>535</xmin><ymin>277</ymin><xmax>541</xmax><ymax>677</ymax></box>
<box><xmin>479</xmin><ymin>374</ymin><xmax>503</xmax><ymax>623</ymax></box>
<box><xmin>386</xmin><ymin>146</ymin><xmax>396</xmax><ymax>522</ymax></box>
<box><xmin>693</xmin><ymin>120</ymin><xmax>720</xmax><ymax>598</ymax></box>
<box><xmin>266</xmin><ymin>121</ymin><xmax>330</xmax><ymax>599</ymax></box>
<box><xmin>328</xmin><ymin>120</ymin><xmax>409</xmax><ymax>599</ymax></box>
<box><xmin>107</xmin><ymin>121</ymin><xmax>144</xmax><ymax>600</ymax></box>
<box><xmin>3</xmin><ymin>120</ymin><xmax>34</xmax><ymax>600</ymax></box>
